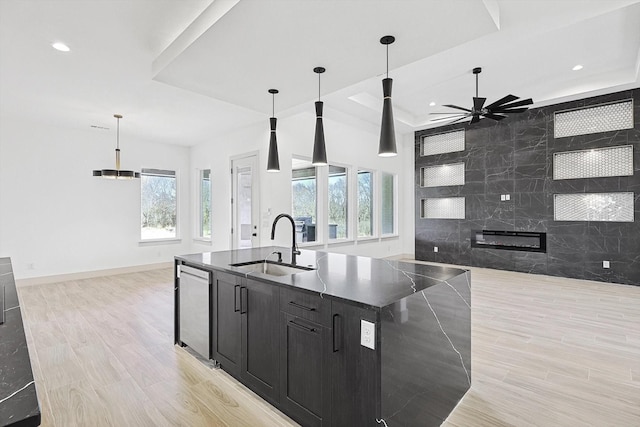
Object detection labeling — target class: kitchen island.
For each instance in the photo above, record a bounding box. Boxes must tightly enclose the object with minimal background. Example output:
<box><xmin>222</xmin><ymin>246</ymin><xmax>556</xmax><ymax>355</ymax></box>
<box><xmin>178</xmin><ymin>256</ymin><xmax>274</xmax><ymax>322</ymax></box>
<box><xmin>175</xmin><ymin>247</ymin><xmax>470</xmax><ymax>427</ymax></box>
<box><xmin>0</xmin><ymin>258</ymin><xmax>41</xmax><ymax>427</ymax></box>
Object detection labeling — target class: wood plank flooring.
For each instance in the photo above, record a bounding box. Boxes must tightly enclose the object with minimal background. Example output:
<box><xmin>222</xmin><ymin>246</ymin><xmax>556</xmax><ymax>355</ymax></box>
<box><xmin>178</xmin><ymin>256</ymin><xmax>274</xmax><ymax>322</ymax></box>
<box><xmin>16</xmin><ymin>264</ymin><xmax>640</xmax><ymax>426</ymax></box>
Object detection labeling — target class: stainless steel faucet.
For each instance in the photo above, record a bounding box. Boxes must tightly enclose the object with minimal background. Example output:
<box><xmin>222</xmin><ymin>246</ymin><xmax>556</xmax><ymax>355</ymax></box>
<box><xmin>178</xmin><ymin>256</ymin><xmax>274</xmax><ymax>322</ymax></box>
<box><xmin>271</xmin><ymin>213</ymin><xmax>301</xmax><ymax>264</ymax></box>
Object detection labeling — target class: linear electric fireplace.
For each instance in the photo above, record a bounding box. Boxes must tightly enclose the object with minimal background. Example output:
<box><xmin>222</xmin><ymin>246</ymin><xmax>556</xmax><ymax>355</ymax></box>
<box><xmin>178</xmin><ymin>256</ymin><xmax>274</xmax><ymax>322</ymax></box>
<box><xmin>471</xmin><ymin>230</ymin><xmax>547</xmax><ymax>253</ymax></box>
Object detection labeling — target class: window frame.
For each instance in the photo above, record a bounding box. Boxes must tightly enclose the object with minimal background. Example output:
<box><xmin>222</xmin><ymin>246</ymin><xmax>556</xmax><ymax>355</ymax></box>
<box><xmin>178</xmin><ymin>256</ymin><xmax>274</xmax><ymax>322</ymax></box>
<box><xmin>356</xmin><ymin>168</ymin><xmax>376</xmax><ymax>240</ymax></box>
<box><xmin>195</xmin><ymin>168</ymin><xmax>212</xmax><ymax>242</ymax></box>
<box><xmin>380</xmin><ymin>171</ymin><xmax>398</xmax><ymax>237</ymax></box>
<box><xmin>291</xmin><ymin>156</ymin><xmax>321</xmax><ymax>246</ymax></box>
<box><xmin>139</xmin><ymin>168</ymin><xmax>180</xmax><ymax>243</ymax></box>
<box><xmin>326</xmin><ymin>163</ymin><xmax>351</xmax><ymax>242</ymax></box>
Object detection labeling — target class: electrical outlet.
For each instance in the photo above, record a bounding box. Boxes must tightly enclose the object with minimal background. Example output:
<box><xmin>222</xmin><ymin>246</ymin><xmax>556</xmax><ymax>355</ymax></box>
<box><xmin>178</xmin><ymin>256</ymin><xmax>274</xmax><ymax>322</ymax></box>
<box><xmin>360</xmin><ymin>320</ymin><xmax>375</xmax><ymax>350</ymax></box>
<box><xmin>434</xmin><ymin>246</ymin><xmax>438</xmax><ymax>252</ymax></box>
<box><xmin>603</xmin><ymin>260</ymin><xmax>610</xmax><ymax>269</ymax></box>
<box><xmin>500</xmin><ymin>195</ymin><xmax>506</xmax><ymax>201</ymax></box>
<box><xmin>505</xmin><ymin>194</ymin><xmax>511</xmax><ymax>201</ymax></box>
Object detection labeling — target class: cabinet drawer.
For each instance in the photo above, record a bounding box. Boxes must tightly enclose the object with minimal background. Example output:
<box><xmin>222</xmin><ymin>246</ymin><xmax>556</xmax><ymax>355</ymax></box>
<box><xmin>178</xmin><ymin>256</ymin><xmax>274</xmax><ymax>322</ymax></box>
<box><xmin>280</xmin><ymin>287</ymin><xmax>331</xmax><ymax>327</ymax></box>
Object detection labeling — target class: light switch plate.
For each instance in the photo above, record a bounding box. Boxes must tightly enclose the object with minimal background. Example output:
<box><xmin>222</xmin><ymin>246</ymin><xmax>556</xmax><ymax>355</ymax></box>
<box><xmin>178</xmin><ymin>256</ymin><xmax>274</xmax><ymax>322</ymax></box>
<box><xmin>360</xmin><ymin>320</ymin><xmax>375</xmax><ymax>350</ymax></box>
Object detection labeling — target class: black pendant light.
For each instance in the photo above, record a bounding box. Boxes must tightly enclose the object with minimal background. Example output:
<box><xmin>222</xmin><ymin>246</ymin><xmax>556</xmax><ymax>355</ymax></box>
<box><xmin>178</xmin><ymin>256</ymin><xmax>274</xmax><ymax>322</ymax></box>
<box><xmin>312</xmin><ymin>67</ymin><xmax>327</xmax><ymax>166</ymax></box>
<box><xmin>267</xmin><ymin>89</ymin><xmax>280</xmax><ymax>172</ymax></box>
<box><xmin>93</xmin><ymin>114</ymin><xmax>140</xmax><ymax>179</ymax></box>
<box><xmin>378</xmin><ymin>35</ymin><xmax>397</xmax><ymax>157</ymax></box>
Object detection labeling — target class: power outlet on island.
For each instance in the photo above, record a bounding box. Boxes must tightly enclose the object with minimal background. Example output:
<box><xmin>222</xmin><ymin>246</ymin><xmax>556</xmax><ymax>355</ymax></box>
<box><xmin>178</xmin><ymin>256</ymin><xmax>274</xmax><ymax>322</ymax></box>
<box><xmin>603</xmin><ymin>260</ymin><xmax>610</xmax><ymax>269</ymax></box>
<box><xmin>360</xmin><ymin>320</ymin><xmax>375</xmax><ymax>350</ymax></box>
<box><xmin>434</xmin><ymin>246</ymin><xmax>438</xmax><ymax>252</ymax></box>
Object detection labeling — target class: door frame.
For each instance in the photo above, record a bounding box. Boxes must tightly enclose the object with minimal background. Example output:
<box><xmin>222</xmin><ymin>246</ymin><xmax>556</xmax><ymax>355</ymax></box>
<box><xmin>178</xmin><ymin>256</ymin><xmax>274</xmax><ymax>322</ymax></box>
<box><xmin>230</xmin><ymin>151</ymin><xmax>260</xmax><ymax>250</ymax></box>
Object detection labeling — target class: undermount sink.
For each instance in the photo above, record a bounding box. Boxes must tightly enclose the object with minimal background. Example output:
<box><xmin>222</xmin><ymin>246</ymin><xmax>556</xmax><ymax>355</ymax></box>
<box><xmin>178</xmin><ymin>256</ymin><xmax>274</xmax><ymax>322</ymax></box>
<box><xmin>230</xmin><ymin>260</ymin><xmax>315</xmax><ymax>276</ymax></box>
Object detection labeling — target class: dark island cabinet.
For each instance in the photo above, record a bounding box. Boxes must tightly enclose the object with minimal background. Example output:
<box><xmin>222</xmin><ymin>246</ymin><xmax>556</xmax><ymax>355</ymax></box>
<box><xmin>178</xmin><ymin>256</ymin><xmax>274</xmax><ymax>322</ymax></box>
<box><xmin>241</xmin><ymin>278</ymin><xmax>280</xmax><ymax>406</ymax></box>
<box><xmin>279</xmin><ymin>312</ymin><xmax>331</xmax><ymax>427</ymax></box>
<box><xmin>212</xmin><ymin>271</ymin><xmax>242</xmax><ymax>378</ymax></box>
<box><xmin>212</xmin><ymin>272</ymin><xmax>280</xmax><ymax>405</ymax></box>
<box><xmin>331</xmin><ymin>300</ymin><xmax>379</xmax><ymax>426</ymax></box>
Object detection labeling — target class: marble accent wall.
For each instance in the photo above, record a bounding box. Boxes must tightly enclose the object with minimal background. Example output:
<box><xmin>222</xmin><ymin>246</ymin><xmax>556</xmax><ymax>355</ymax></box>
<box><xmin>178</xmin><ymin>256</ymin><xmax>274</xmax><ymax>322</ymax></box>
<box><xmin>415</xmin><ymin>89</ymin><xmax>640</xmax><ymax>286</ymax></box>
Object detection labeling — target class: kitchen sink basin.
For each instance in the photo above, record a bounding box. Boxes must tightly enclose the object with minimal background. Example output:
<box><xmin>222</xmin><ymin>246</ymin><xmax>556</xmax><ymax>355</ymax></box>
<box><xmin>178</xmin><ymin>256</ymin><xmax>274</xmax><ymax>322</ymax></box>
<box><xmin>230</xmin><ymin>260</ymin><xmax>315</xmax><ymax>276</ymax></box>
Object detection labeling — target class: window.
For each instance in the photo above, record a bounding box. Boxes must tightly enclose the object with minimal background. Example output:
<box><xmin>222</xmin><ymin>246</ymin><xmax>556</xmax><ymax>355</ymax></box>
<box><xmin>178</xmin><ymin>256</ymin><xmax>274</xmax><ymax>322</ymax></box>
<box><xmin>292</xmin><ymin>160</ymin><xmax>317</xmax><ymax>243</ymax></box>
<box><xmin>357</xmin><ymin>170</ymin><xmax>374</xmax><ymax>237</ymax></box>
<box><xmin>199</xmin><ymin>169</ymin><xmax>211</xmax><ymax>239</ymax></box>
<box><xmin>381</xmin><ymin>172</ymin><xmax>395</xmax><ymax>235</ymax></box>
<box><xmin>328</xmin><ymin>165</ymin><xmax>348</xmax><ymax>239</ymax></box>
<box><xmin>141</xmin><ymin>168</ymin><xmax>177</xmax><ymax>240</ymax></box>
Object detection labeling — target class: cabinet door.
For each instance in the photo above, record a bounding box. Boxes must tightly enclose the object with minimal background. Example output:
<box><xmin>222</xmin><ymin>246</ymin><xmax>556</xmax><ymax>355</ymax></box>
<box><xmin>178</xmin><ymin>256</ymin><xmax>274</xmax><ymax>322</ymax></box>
<box><xmin>331</xmin><ymin>300</ymin><xmax>379</xmax><ymax>426</ymax></box>
<box><xmin>280</xmin><ymin>313</ymin><xmax>330</xmax><ymax>427</ymax></box>
<box><xmin>241</xmin><ymin>278</ymin><xmax>280</xmax><ymax>405</ymax></box>
<box><xmin>213</xmin><ymin>272</ymin><xmax>242</xmax><ymax>378</ymax></box>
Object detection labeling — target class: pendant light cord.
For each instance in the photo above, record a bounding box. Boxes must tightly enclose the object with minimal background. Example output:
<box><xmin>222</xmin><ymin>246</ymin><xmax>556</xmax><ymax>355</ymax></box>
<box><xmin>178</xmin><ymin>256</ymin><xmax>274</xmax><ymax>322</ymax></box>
<box><xmin>476</xmin><ymin>73</ymin><xmax>479</xmax><ymax>98</ymax></box>
<box><xmin>318</xmin><ymin>72</ymin><xmax>321</xmax><ymax>101</ymax></box>
<box><xmin>386</xmin><ymin>44</ymin><xmax>389</xmax><ymax>79</ymax></box>
<box><xmin>272</xmin><ymin>93</ymin><xmax>275</xmax><ymax>117</ymax></box>
<box><xmin>116</xmin><ymin>116</ymin><xmax>120</xmax><ymax>149</ymax></box>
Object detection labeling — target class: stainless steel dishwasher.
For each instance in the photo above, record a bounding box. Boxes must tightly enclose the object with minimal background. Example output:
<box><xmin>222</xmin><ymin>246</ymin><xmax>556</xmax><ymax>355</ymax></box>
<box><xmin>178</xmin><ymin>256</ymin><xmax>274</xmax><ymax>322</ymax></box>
<box><xmin>178</xmin><ymin>264</ymin><xmax>211</xmax><ymax>359</ymax></box>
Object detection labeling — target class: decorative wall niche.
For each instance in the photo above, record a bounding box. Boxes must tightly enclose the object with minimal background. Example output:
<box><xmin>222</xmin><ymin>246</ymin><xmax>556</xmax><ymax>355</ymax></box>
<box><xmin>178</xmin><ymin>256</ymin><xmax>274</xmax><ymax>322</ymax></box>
<box><xmin>553</xmin><ymin>192</ymin><xmax>634</xmax><ymax>222</ymax></box>
<box><xmin>421</xmin><ymin>197</ymin><xmax>465</xmax><ymax>219</ymax></box>
<box><xmin>420</xmin><ymin>130</ymin><xmax>465</xmax><ymax>156</ymax></box>
<box><xmin>554</xmin><ymin>99</ymin><xmax>633</xmax><ymax>138</ymax></box>
<box><xmin>553</xmin><ymin>145</ymin><xmax>633</xmax><ymax>180</ymax></box>
<box><xmin>421</xmin><ymin>162</ymin><xmax>465</xmax><ymax>187</ymax></box>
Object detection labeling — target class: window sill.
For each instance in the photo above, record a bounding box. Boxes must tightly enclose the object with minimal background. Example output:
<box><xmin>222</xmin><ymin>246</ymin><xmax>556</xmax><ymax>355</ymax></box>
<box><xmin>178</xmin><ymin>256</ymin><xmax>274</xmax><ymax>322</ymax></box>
<box><xmin>298</xmin><ymin>241</ymin><xmax>324</xmax><ymax>248</ymax></box>
<box><xmin>138</xmin><ymin>238</ymin><xmax>182</xmax><ymax>246</ymax></box>
<box><xmin>328</xmin><ymin>238</ymin><xmax>355</xmax><ymax>247</ymax></box>
<box><xmin>193</xmin><ymin>238</ymin><xmax>212</xmax><ymax>244</ymax></box>
<box><xmin>356</xmin><ymin>236</ymin><xmax>379</xmax><ymax>243</ymax></box>
<box><xmin>380</xmin><ymin>234</ymin><xmax>399</xmax><ymax>240</ymax></box>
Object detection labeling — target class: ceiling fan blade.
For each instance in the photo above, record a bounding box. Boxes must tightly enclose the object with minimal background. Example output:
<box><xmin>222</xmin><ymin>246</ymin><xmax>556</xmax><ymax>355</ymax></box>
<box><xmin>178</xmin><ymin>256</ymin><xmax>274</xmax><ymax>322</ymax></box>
<box><xmin>429</xmin><ymin>112</ymin><xmax>467</xmax><ymax>115</ymax></box>
<box><xmin>485</xmin><ymin>94</ymin><xmax>519</xmax><ymax>110</ymax></box>
<box><xmin>484</xmin><ymin>113</ymin><xmax>507</xmax><ymax>121</ymax></box>
<box><xmin>443</xmin><ymin>104</ymin><xmax>472</xmax><ymax>113</ymax></box>
<box><xmin>498</xmin><ymin>98</ymin><xmax>533</xmax><ymax>109</ymax></box>
<box><xmin>490</xmin><ymin>107</ymin><xmax>529</xmax><ymax>114</ymax></box>
<box><xmin>430</xmin><ymin>113</ymin><xmax>470</xmax><ymax>123</ymax></box>
<box><xmin>447</xmin><ymin>116</ymin><xmax>471</xmax><ymax>125</ymax></box>
<box><xmin>473</xmin><ymin>97</ymin><xmax>486</xmax><ymax>111</ymax></box>
<box><xmin>469</xmin><ymin>115</ymin><xmax>481</xmax><ymax>124</ymax></box>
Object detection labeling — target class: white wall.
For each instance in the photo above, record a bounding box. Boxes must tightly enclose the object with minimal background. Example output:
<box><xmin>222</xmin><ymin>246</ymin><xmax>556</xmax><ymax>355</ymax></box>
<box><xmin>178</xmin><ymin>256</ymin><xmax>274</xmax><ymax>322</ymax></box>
<box><xmin>189</xmin><ymin>108</ymin><xmax>413</xmax><ymax>259</ymax></box>
<box><xmin>0</xmin><ymin>108</ymin><xmax>415</xmax><ymax>280</ymax></box>
<box><xmin>0</xmin><ymin>116</ymin><xmax>192</xmax><ymax>279</ymax></box>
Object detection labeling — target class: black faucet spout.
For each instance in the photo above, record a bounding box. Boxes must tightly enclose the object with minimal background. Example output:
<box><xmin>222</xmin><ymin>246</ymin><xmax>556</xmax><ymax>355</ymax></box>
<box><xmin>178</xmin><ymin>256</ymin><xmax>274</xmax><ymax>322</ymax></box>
<box><xmin>271</xmin><ymin>213</ymin><xmax>301</xmax><ymax>263</ymax></box>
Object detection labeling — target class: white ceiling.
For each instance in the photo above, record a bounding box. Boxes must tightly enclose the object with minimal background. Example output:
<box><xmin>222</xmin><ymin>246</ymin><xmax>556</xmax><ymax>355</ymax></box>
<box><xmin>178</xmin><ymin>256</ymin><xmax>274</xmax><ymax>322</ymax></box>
<box><xmin>1</xmin><ymin>0</ymin><xmax>639</xmax><ymax>147</ymax></box>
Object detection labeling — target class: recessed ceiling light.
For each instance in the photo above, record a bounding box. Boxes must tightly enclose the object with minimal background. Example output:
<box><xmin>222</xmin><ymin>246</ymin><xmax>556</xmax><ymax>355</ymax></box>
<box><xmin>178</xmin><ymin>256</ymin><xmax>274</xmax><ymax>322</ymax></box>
<box><xmin>52</xmin><ymin>42</ymin><xmax>70</xmax><ymax>52</ymax></box>
<box><xmin>429</xmin><ymin>102</ymin><xmax>436</xmax><ymax>107</ymax></box>
<box><xmin>572</xmin><ymin>64</ymin><xmax>583</xmax><ymax>71</ymax></box>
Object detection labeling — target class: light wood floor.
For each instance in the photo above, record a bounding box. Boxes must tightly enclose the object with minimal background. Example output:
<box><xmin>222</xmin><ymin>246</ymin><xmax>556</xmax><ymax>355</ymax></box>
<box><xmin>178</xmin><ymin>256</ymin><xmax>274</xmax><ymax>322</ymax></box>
<box><xmin>17</xmin><ymin>265</ymin><xmax>640</xmax><ymax>426</ymax></box>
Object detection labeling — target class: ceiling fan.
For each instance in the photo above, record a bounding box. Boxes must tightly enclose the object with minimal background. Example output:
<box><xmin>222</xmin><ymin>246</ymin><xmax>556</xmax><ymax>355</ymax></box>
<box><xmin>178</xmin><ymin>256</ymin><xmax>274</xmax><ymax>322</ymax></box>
<box><xmin>430</xmin><ymin>67</ymin><xmax>533</xmax><ymax>125</ymax></box>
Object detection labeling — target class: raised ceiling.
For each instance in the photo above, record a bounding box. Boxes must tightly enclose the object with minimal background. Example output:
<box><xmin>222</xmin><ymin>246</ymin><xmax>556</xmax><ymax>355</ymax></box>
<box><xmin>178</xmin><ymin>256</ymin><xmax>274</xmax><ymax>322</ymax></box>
<box><xmin>1</xmin><ymin>0</ymin><xmax>639</xmax><ymax>146</ymax></box>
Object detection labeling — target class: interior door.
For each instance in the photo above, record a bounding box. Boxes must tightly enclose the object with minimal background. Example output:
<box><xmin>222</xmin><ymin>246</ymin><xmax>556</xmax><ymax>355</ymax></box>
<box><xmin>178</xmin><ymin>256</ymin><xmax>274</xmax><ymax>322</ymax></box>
<box><xmin>231</xmin><ymin>154</ymin><xmax>259</xmax><ymax>249</ymax></box>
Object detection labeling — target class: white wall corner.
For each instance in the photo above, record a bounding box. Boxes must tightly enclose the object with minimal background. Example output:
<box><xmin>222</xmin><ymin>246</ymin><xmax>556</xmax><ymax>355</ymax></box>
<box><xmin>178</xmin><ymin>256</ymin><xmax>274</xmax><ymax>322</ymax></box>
<box><xmin>482</xmin><ymin>0</ymin><xmax>500</xmax><ymax>30</ymax></box>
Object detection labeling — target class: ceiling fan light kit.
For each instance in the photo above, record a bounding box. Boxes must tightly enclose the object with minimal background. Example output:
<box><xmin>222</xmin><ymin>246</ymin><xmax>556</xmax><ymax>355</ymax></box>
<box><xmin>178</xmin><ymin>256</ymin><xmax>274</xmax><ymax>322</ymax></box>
<box><xmin>92</xmin><ymin>114</ymin><xmax>140</xmax><ymax>179</ymax></box>
<box><xmin>431</xmin><ymin>66</ymin><xmax>533</xmax><ymax>126</ymax></box>
<box><xmin>267</xmin><ymin>89</ymin><xmax>280</xmax><ymax>172</ymax></box>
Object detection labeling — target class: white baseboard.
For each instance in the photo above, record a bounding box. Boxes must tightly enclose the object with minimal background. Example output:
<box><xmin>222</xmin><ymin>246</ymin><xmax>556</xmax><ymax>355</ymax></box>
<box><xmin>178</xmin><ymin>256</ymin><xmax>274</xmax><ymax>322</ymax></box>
<box><xmin>384</xmin><ymin>253</ymin><xmax>415</xmax><ymax>261</ymax></box>
<box><xmin>16</xmin><ymin>262</ymin><xmax>173</xmax><ymax>287</ymax></box>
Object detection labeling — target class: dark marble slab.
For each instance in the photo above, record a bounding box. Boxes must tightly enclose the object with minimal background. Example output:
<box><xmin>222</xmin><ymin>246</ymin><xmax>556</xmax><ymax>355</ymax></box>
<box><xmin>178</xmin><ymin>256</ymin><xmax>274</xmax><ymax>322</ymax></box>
<box><xmin>176</xmin><ymin>247</ymin><xmax>468</xmax><ymax>309</ymax></box>
<box><xmin>415</xmin><ymin>88</ymin><xmax>640</xmax><ymax>286</ymax></box>
<box><xmin>0</xmin><ymin>258</ymin><xmax>41</xmax><ymax>427</ymax></box>
<box><xmin>381</xmin><ymin>271</ymin><xmax>471</xmax><ymax>426</ymax></box>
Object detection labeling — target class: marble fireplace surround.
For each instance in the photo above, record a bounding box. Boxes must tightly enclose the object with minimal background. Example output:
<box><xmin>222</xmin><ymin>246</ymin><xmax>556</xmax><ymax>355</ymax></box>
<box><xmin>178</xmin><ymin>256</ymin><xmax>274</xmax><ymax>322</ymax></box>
<box><xmin>414</xmin><ymin>88</ymin><xmax>640</xmax><ymax>286</ymax></box>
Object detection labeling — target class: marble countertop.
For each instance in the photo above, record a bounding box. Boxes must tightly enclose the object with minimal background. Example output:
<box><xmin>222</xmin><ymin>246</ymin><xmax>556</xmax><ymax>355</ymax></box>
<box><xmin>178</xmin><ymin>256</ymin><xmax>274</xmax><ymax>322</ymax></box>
<box><xmin>176</xmin><ymin>247</ymin><xmax>468</xmax><ymax>308</ymax></box>
<box><xmin>0</xmin><ymin>258</ymin><xmax>41</xmax><ymax>427</ymax></box>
